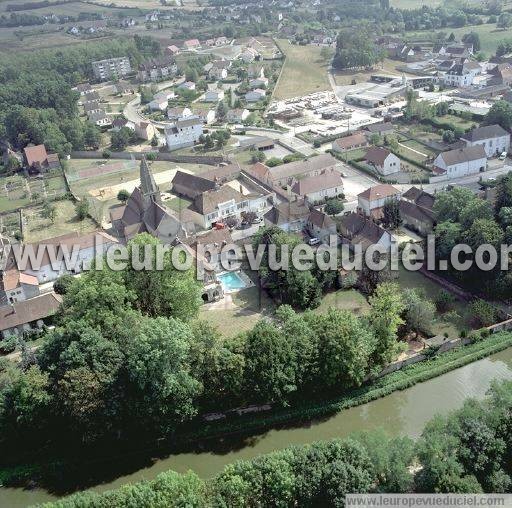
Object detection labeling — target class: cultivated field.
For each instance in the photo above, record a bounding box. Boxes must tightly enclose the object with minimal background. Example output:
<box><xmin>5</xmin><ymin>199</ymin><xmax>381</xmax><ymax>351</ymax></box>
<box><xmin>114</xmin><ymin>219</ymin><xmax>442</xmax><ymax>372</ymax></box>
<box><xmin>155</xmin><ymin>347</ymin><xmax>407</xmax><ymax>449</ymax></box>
<box><xmin>273</xmin><ymin>39</ymin><xmax>333</xmax><ymax>100</ymax></box>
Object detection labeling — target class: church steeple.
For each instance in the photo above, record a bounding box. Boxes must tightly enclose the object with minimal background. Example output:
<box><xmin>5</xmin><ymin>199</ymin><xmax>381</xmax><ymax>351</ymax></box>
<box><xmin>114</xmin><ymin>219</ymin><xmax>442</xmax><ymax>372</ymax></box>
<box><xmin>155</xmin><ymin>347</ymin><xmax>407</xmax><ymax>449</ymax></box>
<box><xmin>139</xmin><ymin>155</ymin><xmax>161</xmax><ymax>205</ymax></box>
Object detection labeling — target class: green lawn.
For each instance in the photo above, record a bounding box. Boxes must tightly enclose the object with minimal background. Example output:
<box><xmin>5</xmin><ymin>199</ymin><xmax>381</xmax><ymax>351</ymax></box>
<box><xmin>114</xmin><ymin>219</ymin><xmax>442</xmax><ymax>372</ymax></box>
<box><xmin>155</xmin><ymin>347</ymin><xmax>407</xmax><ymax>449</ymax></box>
<box><xmin>391</xmin><ymin>0</ymin><xmax>441</xmax><ymax>7</ymax></box>
<box><xmin>314</xmin><ymin>289</ymin><xmax>370</xmax><ymax>316</ymax></box>
<box><xmin>273</xmin><ymin>39</ymin><xmax>333</xmax><ymax>100</ymax></box>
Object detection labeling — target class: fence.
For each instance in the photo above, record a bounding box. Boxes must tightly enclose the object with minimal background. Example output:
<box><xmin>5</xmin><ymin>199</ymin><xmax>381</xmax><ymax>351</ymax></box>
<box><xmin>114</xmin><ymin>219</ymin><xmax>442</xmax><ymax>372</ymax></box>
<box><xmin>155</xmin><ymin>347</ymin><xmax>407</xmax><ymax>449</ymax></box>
<box><xmin>70</xmin><ymin>151</ymin><xmax>228</xmax><ymax>166</ymax></box>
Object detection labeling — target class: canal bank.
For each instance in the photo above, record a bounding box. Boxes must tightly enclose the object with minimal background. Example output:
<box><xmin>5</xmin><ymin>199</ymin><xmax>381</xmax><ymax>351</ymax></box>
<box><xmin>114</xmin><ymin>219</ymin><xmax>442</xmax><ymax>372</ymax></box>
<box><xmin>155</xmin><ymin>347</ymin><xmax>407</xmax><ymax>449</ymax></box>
<box><xmin>3</xmin><ymin>338</ymin><xmax>512</xmax><ymax>507</ymax></box>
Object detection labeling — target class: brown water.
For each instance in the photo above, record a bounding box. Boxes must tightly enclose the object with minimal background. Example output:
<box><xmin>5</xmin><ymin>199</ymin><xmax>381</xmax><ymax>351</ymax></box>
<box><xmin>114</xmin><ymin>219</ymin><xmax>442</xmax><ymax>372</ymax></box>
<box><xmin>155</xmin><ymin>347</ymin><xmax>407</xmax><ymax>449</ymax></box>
<box><xmin>3</xmin><ymin>348</ymin><xmax>512</xmax><ymax>508</ymax></box>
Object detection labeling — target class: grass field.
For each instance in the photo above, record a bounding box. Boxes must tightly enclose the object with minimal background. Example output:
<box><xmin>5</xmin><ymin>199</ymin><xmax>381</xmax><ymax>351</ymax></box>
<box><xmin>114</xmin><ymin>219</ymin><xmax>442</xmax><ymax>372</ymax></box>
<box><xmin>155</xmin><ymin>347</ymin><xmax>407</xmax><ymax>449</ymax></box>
<box><xmin>273</xmin><ymin>39</ymin><xmax>333</xmax><ymax>100</ymax></box>
<box><xmin>391</xmin><ymin>0</ymin><xmax>441</xmax><ymax>7</ymax></box>
<box><xmin>23</xmin><ymin>199</ymin><xmax>97</xmax><ymax>242</ymax></box>
<box><xmin>333</xmin><ymin>58</ymin><xmax>413</xmax><ymax>86</ymax></box>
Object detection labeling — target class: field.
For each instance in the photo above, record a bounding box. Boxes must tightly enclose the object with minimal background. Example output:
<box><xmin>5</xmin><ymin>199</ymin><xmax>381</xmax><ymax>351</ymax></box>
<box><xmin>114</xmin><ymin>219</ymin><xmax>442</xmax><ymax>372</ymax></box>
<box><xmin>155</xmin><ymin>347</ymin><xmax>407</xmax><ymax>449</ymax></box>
<box><xmin>333</xmin><ymin>58</ymin><xmax>414</xmax><ymax>86</ymax></box>
<box><xmin>0</xmin><ymin>171</ymin><xmax>68</xmax><ymax>213</ymax></box>
<box><xmin>23</xmin><ymin>199</ymin><xmax>97</xmax><ymax>243</ymax></box>
<box><xmin>391</xmin><ymin>0</ymin><xmax>441</xmax><ymax>7</ymax></box>
<box><xmin>273</xmin><ymin>40</ymin><xmax>333</xmax><ymax>100</ymax></box>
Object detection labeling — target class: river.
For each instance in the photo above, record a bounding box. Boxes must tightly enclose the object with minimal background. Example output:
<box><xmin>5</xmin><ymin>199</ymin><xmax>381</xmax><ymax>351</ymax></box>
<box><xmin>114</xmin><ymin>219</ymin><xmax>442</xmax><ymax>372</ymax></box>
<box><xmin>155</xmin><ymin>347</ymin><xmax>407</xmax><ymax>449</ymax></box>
<box><xmin>3</xmin><ymin>347</ymin><xmax>512</xmax><ymax>507</ymax></box>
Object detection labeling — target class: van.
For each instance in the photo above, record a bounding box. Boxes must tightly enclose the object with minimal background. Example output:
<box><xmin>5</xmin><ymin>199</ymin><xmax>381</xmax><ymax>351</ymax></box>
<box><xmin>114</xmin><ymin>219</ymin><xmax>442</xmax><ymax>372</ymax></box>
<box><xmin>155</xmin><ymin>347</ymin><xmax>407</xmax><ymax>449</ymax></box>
<box><xmin>308</xmin><ymin>237</ymin><xmax>320</xmax><ymax>246</ymax></box>
<box><xmin>499</xmin><ymin>152</ymin><xmax>507</xmax><ymax>161</ymax></box>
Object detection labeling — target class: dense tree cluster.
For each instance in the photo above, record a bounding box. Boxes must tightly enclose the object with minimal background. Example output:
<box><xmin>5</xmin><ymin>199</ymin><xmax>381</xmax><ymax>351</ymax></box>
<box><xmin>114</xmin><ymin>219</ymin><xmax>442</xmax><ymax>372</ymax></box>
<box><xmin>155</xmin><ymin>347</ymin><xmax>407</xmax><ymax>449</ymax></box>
<box><xmin>332</xmin><ymin>29</ymin><xmax>385</xmax><ymax>70</ymax></box>
<box><xmin>41</xmin><ymin>379</ymin><xmax>512</xmax><ymax>506</ymax></box>
<box><xmin>0</xmin><ymin>38</ymin><xmax>158</xmax><ymax>155</ymax></box>
<box><xmin>0</xmin><ymin>233</ymin><xmax>407</xmax><ymax>454</ymax></box>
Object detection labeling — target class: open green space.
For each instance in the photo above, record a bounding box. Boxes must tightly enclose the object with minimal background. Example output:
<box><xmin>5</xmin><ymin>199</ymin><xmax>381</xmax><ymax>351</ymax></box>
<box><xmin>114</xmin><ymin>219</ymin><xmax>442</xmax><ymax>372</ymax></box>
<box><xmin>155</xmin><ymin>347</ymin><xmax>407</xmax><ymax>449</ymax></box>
<box><xmin>23</xmin><ymin>199</ymin><xmax>97</xmax><ymax>242</ymax></box>
<box><xmin>273</xmin><ymin>39</ymin><xmax>333</xmax><ymax>100</ymax></box>
<box><xmin>314</xmin><ymin>288</ymin><xmax>370</xmax><ymax>316</ymax></box>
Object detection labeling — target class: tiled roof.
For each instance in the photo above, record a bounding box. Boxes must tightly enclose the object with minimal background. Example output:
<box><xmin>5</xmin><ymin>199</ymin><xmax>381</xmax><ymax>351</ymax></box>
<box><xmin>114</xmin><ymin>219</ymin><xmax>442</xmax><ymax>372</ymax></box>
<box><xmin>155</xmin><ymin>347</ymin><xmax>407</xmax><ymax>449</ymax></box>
<box><xmin>270</xmin><ymin>154</ymin><xmax>338</xmax><ymax>181</ymax></box>
<box><xmin>358</xmin><ymin>184</ymin><xmax>400</xmax><ymax>202</ymax></box>
<box><xmin>438</xmin><ymin>145</ymin><xmax>486</xmax><ymax>166</ymax></box>
<box><xmin>291</xmin><ymin>170</ymin><xmax>343</xmax><ymax>196</ymax></box>
<box><xmin>0</xmin><ymin>293</ymin><xmax>62</xmax><ymax>331</ymax></box>
<box><xmin>24</xmin><ymin>144</ymin><xmax>48</xmax><ymax>167</ymax></box>
<box><xmin>461</xmin><ymin>124</ymin><xmax>509</xmax><ymax>143</ymax></box>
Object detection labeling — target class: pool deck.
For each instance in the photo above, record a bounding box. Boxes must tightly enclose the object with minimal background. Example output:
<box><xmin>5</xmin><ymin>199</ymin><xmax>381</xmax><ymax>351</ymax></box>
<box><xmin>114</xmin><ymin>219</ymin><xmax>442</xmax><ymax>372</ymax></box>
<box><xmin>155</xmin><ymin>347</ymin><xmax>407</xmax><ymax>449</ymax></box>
<box><xmin>217</xmin><ymin>270</ymin><xmax>255</xmax><ymax>294</ymax></box>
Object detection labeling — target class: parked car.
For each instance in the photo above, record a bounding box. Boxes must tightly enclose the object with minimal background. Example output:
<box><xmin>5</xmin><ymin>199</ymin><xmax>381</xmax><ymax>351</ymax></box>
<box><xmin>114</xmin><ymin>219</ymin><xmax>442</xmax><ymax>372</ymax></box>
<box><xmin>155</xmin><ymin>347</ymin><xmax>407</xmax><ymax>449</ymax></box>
<box><xmin>308</xmin><ymin>237</ymin><xmax>320</xmax><ymax>246</ymax></box>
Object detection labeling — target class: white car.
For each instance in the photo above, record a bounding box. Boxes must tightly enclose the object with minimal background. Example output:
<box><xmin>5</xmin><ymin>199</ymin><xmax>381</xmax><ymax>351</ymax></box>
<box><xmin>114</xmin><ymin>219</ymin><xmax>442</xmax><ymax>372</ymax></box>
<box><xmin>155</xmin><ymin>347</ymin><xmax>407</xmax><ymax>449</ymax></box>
<box><xmin>308</xmin><ymin>237</ymin><xmax>320</xmax><ymax>246</ymax></box>
<box><xmin>499</xmin><ymin>152</ymin><xmax>507</xmax><ymax>161</ymax></box>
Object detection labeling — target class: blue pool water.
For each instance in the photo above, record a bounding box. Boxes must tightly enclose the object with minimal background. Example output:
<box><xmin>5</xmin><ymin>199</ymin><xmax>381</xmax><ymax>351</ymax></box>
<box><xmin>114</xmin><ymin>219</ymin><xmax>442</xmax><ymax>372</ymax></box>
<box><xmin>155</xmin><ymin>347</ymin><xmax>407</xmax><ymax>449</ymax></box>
<box><xmin>218</xmin><ymin>271</ymin><xmax>247</xmax><ymax>291</ymax></box>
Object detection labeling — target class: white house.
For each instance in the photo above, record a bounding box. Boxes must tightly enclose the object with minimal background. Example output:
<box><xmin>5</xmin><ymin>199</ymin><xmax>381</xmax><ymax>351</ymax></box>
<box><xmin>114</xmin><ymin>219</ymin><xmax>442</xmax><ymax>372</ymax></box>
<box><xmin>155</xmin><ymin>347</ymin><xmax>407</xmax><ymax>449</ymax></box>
<box><xmin>167</xmin><ymin>106</ymin><xmax>192</xmax><ymax>121</ymax></box>
<box><xmin>195</xmin><ymin>109</ymin><xmax>216</xmax><ymax>124</ymax></box>
<box><xmin>240</xmin><ymin>47</ymin><xmax>260</xmax><ymax>63</ymax></box>
<box><xmin>357</xmin><ymin>184</ymin><xmax>401</xmax><ymax>219</ymax></box>
<box><xmin>249</xmin><ymin>77</ymin><xmax>269</xmax><ymax>89</ymax></box>
<box><xmin>460</xmin><ymin>124</ymin><xmax>510</xmax><ymax>158</ymax></box>
<box><xmin>149</xmin><ymin>96</ymin><xmax>169</xmax><ymax>111</ymax></box>
<box><xmin>178</xmin><ymin>81</ymin><xmax>196</xmax><ymax>91</ymax></box>
<box><xmin>245</xmin><ymin>89</ymin><xmax>266</xmax><ymax>102</ymax></box>
<box><xmin>227</xmin><ymin>108</ymin><xmax>250</xmax><ymax>123</ymax></box>
<box><xmin>441</xmin><ymin>61</ymin><xmax>481</xmax><ymax>88</ymax></box>
<box><xmin>165</xmin><ymin>117</ymin><xmax>203</xmax><ymax>151</ymax></box>
<box><xmin>291</xmin><ymin>169</ymin><xmax>343</xmax><ymax>204</ymax></box>
<box><xmin>433</xmin><ymin>145</ymin><xmax>487</xmax><ymax>179</ymax></box>
<box><xmin>204</xmin><ymin>86</ymin><xmax>225</xmax><ymax>103</ymax></box>
<box><xmin>364</xmin><ymin>147</ymin><xmax>401</xmax><ymax>176</ymax></box>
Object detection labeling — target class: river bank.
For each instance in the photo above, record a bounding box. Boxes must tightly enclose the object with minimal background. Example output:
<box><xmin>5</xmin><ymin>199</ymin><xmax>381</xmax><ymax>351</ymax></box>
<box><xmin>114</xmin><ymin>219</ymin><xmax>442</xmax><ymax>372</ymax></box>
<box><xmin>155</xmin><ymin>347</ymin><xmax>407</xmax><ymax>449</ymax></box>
<box><xmin>2</xmin><ymin>332</ymin><xmax>512</xmax><ymax>507</ymax></box>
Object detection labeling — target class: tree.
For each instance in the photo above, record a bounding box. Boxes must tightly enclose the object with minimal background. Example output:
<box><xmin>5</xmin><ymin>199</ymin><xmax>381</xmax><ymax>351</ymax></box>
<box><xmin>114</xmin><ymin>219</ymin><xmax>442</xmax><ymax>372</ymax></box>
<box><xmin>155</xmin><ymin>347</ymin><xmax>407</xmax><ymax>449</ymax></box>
<box><xmin>434</xmin><ymin>221</ymin><xmax>462</xmax><ymax>259</ymax></box>
<box><xmin>383</xmin><ymin>198</ymin><xmax>402</xmax><ymax>229</ymax></box>
<box><xmin>41</xmin><ymin>201</ymin><xmax>57</xmax><ymax>224</ymax></box>
<box><xmin>111</xmin><ymin>126</ymin><xmax>136</xmax><ymax>150</ymax></box>
<box><xmin>117</xmin><ymin>189</ymin><xmax>130</xmax><ymax>203</ymax></box>
<box><xmin>324</xmin><ymin>198</ymin><xmax>344</xmax><ymax>215</ymax></box>
<box><xmin>53</xmin><ymin>274</ymin><xmax>75</xmax><ymax>295</ymax></box>
<box><xmin>216</xmin><ymin>100</ymin><xmax>228</xmax><ymax>120</ymax></box>
<box><xmin>463</xmin><ymin>218</ymin><xmax>504</xmax><ymax>252</ymax></box>
<box><xmin>498</xmin><ymin>12</ymin><xmax>512</xmax><ymax>29</ymax></box>
<box><xmin>485</xmin><ymin>100</ymin><xmax>512</xmax><ymax>130</ymax></box>
<box><xmin>462</xmin><ymin>31</ymin><xmax>481</xmax><ymax>52</ymax></box>
<box><xmin>368</xmin><ymin>283</ymin><xmax>405</xmax><ymax>366</ymax></box>
<box><xmin>433</xmin><ymin>187</ymin><xmax>475</xmax><ymax>222</ymax></box>
<box><xmin>459</xmin><ymin>199</ymin><xmax>493</xmax><ymax>229</ymax></box>
<box><xmin>243</xmin><ymin>320</ymin><xmax>297</xmax><ymax>404</ymax></box>
<box><xmin>124</xmin><ymin>234</ymin><xmax>203</xmax><ymax>321</ymax></box>
<box><xmin>75</xmin><ymin>200</ymin><xmax>89</xmax><ymax>220</ymax></box>
<box><xmin>468</xmin><ymin>299</ymin><xmax>497</xmax><ymax>328</ymax></box>
<box><xmin>442</xmin><ymin>130</ymin><xmax>455</xmax><ymax>143</ymax></box>
<box><xmin>402</xmin><ymin>288</ymin><xmax>436</xmax><ymax>336</ymax></box>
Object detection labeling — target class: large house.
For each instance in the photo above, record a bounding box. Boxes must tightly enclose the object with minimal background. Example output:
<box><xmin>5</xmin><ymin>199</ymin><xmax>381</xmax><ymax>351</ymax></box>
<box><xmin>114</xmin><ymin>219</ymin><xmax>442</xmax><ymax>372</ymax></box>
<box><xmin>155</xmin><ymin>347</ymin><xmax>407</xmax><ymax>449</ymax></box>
<box><xmin>0</xmin><ymin>268</ymin><xmax>39</xmax><ymax>306</ymax></box>
<box><xmin>0</xmin><ymin>293</ymin><xmax>62</xmax><ymax>339</ymax></box>
<box><xmin>364</xmin><ymin>147</ymin><xmax>400</xmax><ymax>176</ymax></box>
<box><xmin>204</xmin><ymin>85</ymin><xmax>225</xmax><ymax>103</ymax></box>
<box><xmin>306</xmin><ymin>209</ymin><xmax>337</xmax><ymax>244</ymax></box>
<box><xmin>433</xmin><ymin>145</ymin><xmax>487</xmax><ymax>179</ymax></box>
<box><xmin>441</xmin><ymin>61</ymin><xmax>481</xmax><ymax>88</ymax></box>
<box><xmin>269</xmin><ymin>154</ymin><xmax>342</xmax><ymax>187</ymax></box>
<box><xmin>24</xmin><ymin>144</ymin><xmax>60</xmax><ymax>173</ymax></box>
<box><xmin>357</xmin><ymin>184</ymin><xmax>401</xmax><ymax>219</ymax></box>
<box><xmin>291</xmin><ymin>169</ymin><xmax>343</xmax><ymax>204</ymax></box>
<box><xmin>111</xmin><ymin>156</ymin><xmax>186</xmax><ymax>242</ymax></box>
<box><xmin>167</xmin><ymin>106</ymin><xmax>192</xmax><ymax>121</ymax></box>
<box><xmin>137</xmin><ymin>56</ymin><xmax>177</xmax><ymax>82</ymax></box>
<box><xmin>245</xmin><ymin>89</ymin><xmax>266</xmax><ymax>102</ymax></box>
<box><xmin>460</xmin><ymin>124</ymin><xmax>510</xmax><ymax>158</ymax></box>
<box><xmin>183</xmin><ymin>39</ymin><xmax>201</xmax><ymax>51</ymax></box>
<box><xmin>332</xmin><ymin>132</ymin><xmax>368</xmax><ymax>153</ymax></box>
<box><xmin>165</xmin><ymin>117</ymin><xmax>203</xmax><ymax>151</ymax></box>
<box><xmin>227</xmin><ymin>108</ymin><xmax>250</xmax><ymax>123</ymax></box>
<box><xmin>171</xmin><ymin>171</ymin><xmax>216</xmax><ymax>200</ymax></box>
<box><xmin>204</xmin><ymin>60</ymin><xmax>231</xmax><ymax>80</ymax></box>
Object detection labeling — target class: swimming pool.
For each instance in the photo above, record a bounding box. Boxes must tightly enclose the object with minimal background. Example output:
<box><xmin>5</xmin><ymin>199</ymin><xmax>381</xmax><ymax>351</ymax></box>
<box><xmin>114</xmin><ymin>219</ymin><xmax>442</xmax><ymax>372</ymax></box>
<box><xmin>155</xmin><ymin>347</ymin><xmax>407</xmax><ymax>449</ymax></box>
<box><xmin>218</xmin><ymin>271</ymin><xmax>248</xmax><ymax>292</ymax></box>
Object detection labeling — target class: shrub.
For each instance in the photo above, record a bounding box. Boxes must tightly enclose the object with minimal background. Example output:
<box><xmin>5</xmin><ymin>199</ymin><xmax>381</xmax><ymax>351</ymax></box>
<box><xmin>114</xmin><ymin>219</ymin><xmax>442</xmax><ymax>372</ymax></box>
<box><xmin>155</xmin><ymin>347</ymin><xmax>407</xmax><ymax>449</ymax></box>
<box><xmin>0</xmin><ymin>335</ymin><xmax>17</xmax><ymax>354</ymax></box>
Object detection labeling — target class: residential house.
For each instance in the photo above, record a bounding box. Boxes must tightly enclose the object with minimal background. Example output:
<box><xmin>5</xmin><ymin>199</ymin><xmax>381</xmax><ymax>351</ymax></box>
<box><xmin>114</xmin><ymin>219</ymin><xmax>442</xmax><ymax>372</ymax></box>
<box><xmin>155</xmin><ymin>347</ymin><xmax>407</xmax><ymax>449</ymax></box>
<box><xmin>23</xmin><ymin>145</ymin><xmax>60</xmax><ymax>173</ymax></box>
<box><xmin>364</xmin><ymin>123</ymin><xmax>394</xmax><ymax>137</ymax></box>
<box><xmin>291</xmin><ymin>169</ymin><xmax>344</xmax><ymax>204</ymax></box>
<box><xmin>270</xmin><ymin>154</ymin><xmax>342</xmax><ymax>187</ymax></box>
<box><xmin>204</xmin><ymin>85</ymin><xmax>225</xmax><ymax>103</ymax></box>
<box><xmin>306</xmin><ymin>209</ymin><xmax>337</xmax><ymax>244</ymax></box>
<box><xmin>460</xmin><ymin>124</ymin><xmax>510</xmax><ymax>158</ymax></box>
<box><xmin>245</xmin><ymin>89</ymin><xmax>266</xmax><ymax>102</ymax></box>
<box><xmin>248</xmin><ymin>64</ymin><xmax>265</xmax><ymax>79</ymax></box>
<box><xmin>81</xmin><ymin>91</ymin><xmax>101</xmax><ymax>106</ymax></box>
<box><xmin>165</xmin><ymin>117</ymin><xmax>203</xmax><ymax>151</ymax></box>
<box><xmin>111</xmin><ymin>118</ymin><xmax>135</xmax><ymax>131</ymax></box>
<box><xmin>137</xmin><ymin>56</ymin><xmax>177</xmax><ymax>82</ymax></box>
<box><xmin>357</xmin><ymin>184</ymin><xmax>401</xmax><ymax>219</ymax></box>
<box><xmin>263</xmin><ymin>199</ymin><xmax>310</xmax><ymax>233</ymax></box>
<box><xmin>178</xmin><ymin>81</ymin><xmax>196</xmax><ymax>91</ymax></box>
<box><xmin>166</xmin><ymin>45</ymin><xmax>180</xmax><ymax>56</ymax></box>
<box><xmin>88</xmin><ymin>111</ymin><xmax>111</xmax><ymax>127</ymax></box>
<box><xmin>0</xmin><ymin>293</ymin><xmax>62</xmax><ymax>339</ymax></box>
<box><xmin>92</xmin><ymin>57</ymin><xmax>131</xmax><ymax>81</ymax></box>
<box><xmin>111</xmin><ymin>156</ymin><xmax>186</xmax><ymax>242</ymax></box>
<box><xmin>195</xmin><ymin>108</ymin><xmax>216</xmax><ymax>125</ymax></box>
<box><xmin>167</xmin><ymin>106</ymin><xmax>192</xmax><ymax>121</ymax></box>
<box><xmin>332</xmin><ymin>132</ymin><xmax>369</xmax><ymax>153</ymax></box>
<box><xmin>488</xmin><ymin>63</ymin><xmax>512</xmax><ymax>86</ymax></box>
<box><xmin>364</xmin><ymin>146</ymin><xmax>401</xmax><ymax>176</ymax></box>
<box><xmin>338</xmin><ymin>212</ymin><xmax>393</xmax><ymax>252</ymax></box>
<box><xmin>135</xmin><ymin>121</ymin><xmax>156</xmax><ymax>141</ymax></box>
<box><xmin>249</xmin><ymin>77</ymin><xmax>269</xmax><ymax>89</ymax></box>
<box><xmin>183</xmin><ymin>39</ymin><xmax>201</xmax><ymax>51</ymax></box>
<box><xmin>227</xmin><ymin>108</ymin><xmax>250</xmax><ymax>123</ymax></box>
<box><xmin>74</xmin><ymin>83</ymin><xmax>92</xmax><ymax>95</ymax></box>
<box><xmin>205</xmin><ymin>60</ymin><xmax>231</xmax><ymax>80</ymax></box>
<box><xmin>23</xmin><ymin>231</ymin><xmax>118</xmax><ymax>283</ymax></box>
<box><xmin>400</xmin><ymin>186</ymin><xmax>436</xmax><ymax>235</ymax></box>
<box><xmin>183</xmin><ymin>228</ymin><xmax>233</xmax><ymax>271</ymax></box>
<box><xmin>441</xmin><ymin>61</ymin><xmax>481</xmax><ymax>88</ymax></box>
<box><xmin>149</xmin><ymin>96</ymin><xmax>169</xmax><ymax>111</ymax></box>
<box><xmin>240</xmin><ymin>47</ymin><xmax>260</xmax><ymax>63</ymax></box>
<box><xmin>115</xmin><ymin>83</ymin><xmax>134</xmax><ymax>95</ymax></box>
<box><xmin>0</xmin><ymin>268</ymin><xmax>39</xmax><ymax>306</ymax></box>
<box><xmin>84</xmin><ymin>102</ymin><xmax>103</xmax><ymax>115</ymax></box>
<box><xmin>433</xmin><ymin>145</ymin><xmax>487</xmax><ymax>179</ymax></box>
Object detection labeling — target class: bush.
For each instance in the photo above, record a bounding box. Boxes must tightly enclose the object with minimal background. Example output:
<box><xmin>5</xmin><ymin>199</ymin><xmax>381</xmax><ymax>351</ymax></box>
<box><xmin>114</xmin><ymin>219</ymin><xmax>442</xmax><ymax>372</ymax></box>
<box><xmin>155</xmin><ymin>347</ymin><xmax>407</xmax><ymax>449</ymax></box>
<box><xmin>0</xmin><ymin>335</ymin><xmax>17</xmax><ymax>354</ymax></box>
<box><xmin>53</xmin><ymin>274</ymin><xmax>75</xmax><ymax>295</ymax></box>
<box><xmin>102</xmin><ymin>150</ymin><xmax>111</xmax><ymax>159</ymax></box>
<box><xmin>325</xmin><ymin>198</ymin><xmax>344</xmax><ymax>216</ymax></box>
<box><xmin>435</xmin><ymin>290</ymin><xmax>455</xmax><ymax>313</ymax></box>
